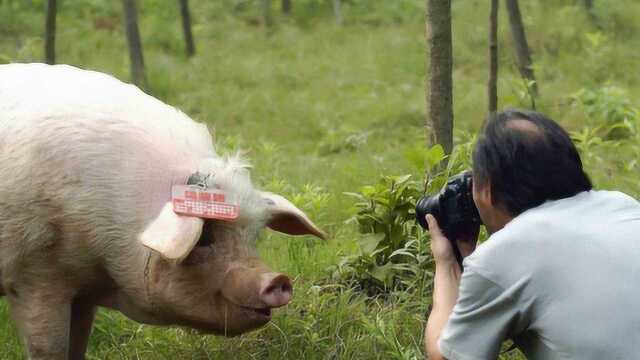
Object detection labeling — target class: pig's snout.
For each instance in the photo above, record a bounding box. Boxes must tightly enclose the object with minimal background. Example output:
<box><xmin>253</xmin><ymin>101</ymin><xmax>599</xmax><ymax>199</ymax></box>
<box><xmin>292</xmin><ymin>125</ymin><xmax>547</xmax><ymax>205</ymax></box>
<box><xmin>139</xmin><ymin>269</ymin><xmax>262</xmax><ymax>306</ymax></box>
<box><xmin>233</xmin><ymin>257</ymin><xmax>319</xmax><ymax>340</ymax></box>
<box><xmin>221</xmin><ymin>263</ymin><xmax>293</xmax><ymax>311</ymax></box>
<box><xmin>259</xmin><ymin>273</ymin><xmax>292</xmax><ymax>308</ymax></box>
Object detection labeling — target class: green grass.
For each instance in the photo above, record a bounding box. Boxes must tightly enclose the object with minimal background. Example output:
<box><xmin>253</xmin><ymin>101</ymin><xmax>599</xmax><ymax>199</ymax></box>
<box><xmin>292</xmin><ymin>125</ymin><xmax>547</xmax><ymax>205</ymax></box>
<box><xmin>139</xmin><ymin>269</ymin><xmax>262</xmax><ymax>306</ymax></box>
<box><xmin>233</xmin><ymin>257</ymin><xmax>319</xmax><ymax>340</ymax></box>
<box><xmin>1</xmin><ymin>0</ymin><xmax>639</xmax><ymax>358</ymax></box>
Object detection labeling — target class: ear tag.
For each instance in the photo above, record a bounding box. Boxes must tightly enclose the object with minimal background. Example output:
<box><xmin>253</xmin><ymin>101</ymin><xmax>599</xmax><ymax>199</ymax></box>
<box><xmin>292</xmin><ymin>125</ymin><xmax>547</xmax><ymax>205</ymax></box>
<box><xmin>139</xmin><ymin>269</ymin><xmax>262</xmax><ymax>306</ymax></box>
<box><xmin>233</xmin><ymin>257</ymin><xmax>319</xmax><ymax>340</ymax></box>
<box><xmin>172</xmin><ymin>184</ymin><xmax>239</xmax><ymax>221</ymax></box>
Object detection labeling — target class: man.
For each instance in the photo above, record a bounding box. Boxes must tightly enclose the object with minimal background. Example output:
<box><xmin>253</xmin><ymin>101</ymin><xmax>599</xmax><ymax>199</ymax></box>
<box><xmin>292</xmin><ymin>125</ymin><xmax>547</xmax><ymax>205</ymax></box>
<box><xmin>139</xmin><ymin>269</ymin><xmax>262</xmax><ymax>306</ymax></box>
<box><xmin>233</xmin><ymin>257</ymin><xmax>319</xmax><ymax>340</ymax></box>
<box><xmin>424</xmin><ymin>109</ymin><xmax>640</xmax><ymax>360</ymax></box>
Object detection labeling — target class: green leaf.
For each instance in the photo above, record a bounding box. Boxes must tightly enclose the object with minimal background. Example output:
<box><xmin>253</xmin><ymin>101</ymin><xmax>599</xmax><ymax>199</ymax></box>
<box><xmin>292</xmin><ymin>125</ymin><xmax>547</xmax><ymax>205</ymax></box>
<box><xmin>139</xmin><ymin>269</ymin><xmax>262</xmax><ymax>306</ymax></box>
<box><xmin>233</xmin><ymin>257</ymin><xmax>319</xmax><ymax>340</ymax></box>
<box><xmin>388</xmin><ymin>225</ymin><xmax>404</xmax><ymax>248</ymax></box>
<box><xmin>360</xmin><ymin>185</ymin><xmax>377</xmax><ymax>197</ymax></box>
<box><xmin>425</xmin><ymin>144</ymin><xmax>446</xmax><ymax>171</ymax></box>
<box><xmin>358</xmin><ymin>233</ymin><xmax>386</xmax><ymax>254</ymax></box>
<box><xmin>343</xmin><ymin>192</ymin><xmax>366</xmax><ymax>201</ymax></box>
<box><xmin>371</xmin><ymin>262</ymin><xmax>393</xmax><ymax>284</ymax></box>
<box><xmin>362</xmin><ymin>213</ymin><xmax>384</xmax><ymax>224</ymax></box>
<box><xmin>393</xmin><ymin>174</ymin><xmax>412</xmax><ymax>185</ymax></box>
<box><xmin>403</xmin><ymin>143</ymin><xmax>428</xmax><ymax>172</ymax></box>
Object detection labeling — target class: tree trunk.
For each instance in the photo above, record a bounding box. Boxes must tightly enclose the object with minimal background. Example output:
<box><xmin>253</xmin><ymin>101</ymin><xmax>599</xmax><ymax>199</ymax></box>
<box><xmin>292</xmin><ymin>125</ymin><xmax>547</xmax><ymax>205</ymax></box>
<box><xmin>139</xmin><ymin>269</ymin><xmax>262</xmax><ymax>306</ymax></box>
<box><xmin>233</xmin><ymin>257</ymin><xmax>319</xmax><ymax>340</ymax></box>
<box><xmin>282</xmin><ymin>0</ymin><xmax>291</xmax><ymax>14</ymax></box>
<box><xmin>261</xmin><ymin>0</ymin><xmax>272</xmax><ymax>27</ymax></box>
<box><xmin>179</xmin><ymin>0</ymin><xmax>195</xmax><ymax>57</ymax></box>
<box><xmin>122</xmin><ymin>0</ymin><xmax>148</xmax><ymax>90</ymax></box>
<box><xmin>425</xmin><ymin>0</ymin><xmax>453</xmax><ymax>155</ymax></box>
<box><xmin>505</xmin><ymin>0</ymin><xmax>538</xmax><ymax>103</ymax></box>
<box><xmin>44</xmin><ymin>0</ymin><xmax>56</xmax><ymax>64</ymax></box>
<box><xmin>488</xmin><ymin>0</ymin><xmax>499</xmax><ymax>114</ymax></box>
<box><xmin>584</xmin><ymin>0</ymin><xmax>593</xmax><ymax>10</ymax></box>
<box><xmin>333</xmin><ymin>0</ymin><xmax>343</xmax><ymax>25</ymax></box>
<box><xmin>583</xmin><ymin>0</ymin><xmax>597</xmax><ymax>24</ymax></box>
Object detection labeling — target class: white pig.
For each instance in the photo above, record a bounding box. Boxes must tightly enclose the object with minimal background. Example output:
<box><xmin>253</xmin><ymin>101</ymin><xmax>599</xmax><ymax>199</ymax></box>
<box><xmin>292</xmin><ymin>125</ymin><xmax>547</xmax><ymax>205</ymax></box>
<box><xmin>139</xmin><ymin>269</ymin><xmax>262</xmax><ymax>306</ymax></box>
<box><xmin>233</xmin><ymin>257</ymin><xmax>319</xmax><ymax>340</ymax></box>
<box><xmin>0</xmin><ymin>63</ymin><xmax>326</xmax><ymax>360</ymax></box>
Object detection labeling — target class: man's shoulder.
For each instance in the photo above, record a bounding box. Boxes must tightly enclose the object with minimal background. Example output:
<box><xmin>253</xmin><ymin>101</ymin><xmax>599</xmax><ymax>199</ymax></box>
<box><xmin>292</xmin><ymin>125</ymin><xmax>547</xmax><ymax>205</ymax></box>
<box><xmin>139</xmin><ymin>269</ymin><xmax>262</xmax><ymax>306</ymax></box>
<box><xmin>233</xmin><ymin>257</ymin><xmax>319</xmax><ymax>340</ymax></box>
<box><xmin>467</xmin><ymin>203</ymin><xmax>550</xmax><ymax>265</ymax></box>
<box><xmin>581</xmin><ymin>190</ymin><xmax>640</xmax><ymax>211</ymax></box>
<box><xmin>465</xmin><ymin>190</ymin><xmax>640</xmax><ymax>285</ymax></box>
<box><xmin>463</xmin><ymin>215</ymin><xmax>545</xmax><ymax>285</ymax></box>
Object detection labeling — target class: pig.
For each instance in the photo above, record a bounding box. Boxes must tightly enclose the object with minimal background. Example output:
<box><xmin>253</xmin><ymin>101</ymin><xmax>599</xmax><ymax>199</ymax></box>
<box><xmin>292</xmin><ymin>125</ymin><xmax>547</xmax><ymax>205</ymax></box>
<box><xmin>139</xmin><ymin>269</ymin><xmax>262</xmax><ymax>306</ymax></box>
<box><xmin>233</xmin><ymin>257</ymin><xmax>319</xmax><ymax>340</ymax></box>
<box><xmin>0</xmin><ymin>63</ymin><xmax>326</xmax><ymax>360</ymax></box>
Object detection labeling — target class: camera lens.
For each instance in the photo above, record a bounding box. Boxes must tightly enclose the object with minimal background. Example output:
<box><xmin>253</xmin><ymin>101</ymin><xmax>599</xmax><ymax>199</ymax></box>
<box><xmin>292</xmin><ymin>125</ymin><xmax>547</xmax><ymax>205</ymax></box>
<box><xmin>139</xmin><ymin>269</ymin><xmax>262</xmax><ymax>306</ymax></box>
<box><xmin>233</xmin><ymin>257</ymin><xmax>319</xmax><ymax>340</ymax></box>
<box><xmin>415</xmin><ymin>195</ymin><xmax>442</xmax><ymax>230</ymax></box>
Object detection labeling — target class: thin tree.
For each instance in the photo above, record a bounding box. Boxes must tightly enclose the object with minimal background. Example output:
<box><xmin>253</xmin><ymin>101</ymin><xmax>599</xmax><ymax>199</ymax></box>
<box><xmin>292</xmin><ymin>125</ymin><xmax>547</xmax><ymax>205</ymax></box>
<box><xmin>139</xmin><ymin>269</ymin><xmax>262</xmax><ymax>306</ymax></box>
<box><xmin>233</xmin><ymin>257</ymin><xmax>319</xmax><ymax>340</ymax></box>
<box><xmin>179</xmin><ymin>0</ymin><xmax>195</xmax><ymax>57</ymax></box>
<box><xmin>44</xmin><ymin>0</ymin><xmax>57</xmax><ymax>64</ymax></box>
<box><xmin>425</xmin><ymin>0</ymin><xmax>453</xmax><ymax>155</ymax></box>
<box><xmin>505</xmin><ymin>0</ymin><xmax>538</xmax><ymax>106</ymax></box>
<box><xmin>282</xmin><ymin>0</ymin><xmax>291</xmax><ymax>14</ymax></box>
<box><xmin>261</xmin><ymin>0</ymin><xmax>272</xmax><ymax>27</ymax></box>
<box><xmin>584</xmin><ymin>0</ymin><xmax>593</xmax><ymax>11</ymax></box>
<box><xmin>488</xmin><ymin>0</ymin><xmax>499</xmax><ymax>114</ymax></box>
<box><xmin>333</xmin><ymin>0</ymin><xmax>343</xmax><ymax>25</ymax></box>
<box><xmin>583</xmin><ymin>0</ymin><xmax>598</xmax><ymax>24</ymax></box>
<box><xmin>122</xmin><ymin>0</ymin><xmax>148</xmax><ymax>90</ymax></box>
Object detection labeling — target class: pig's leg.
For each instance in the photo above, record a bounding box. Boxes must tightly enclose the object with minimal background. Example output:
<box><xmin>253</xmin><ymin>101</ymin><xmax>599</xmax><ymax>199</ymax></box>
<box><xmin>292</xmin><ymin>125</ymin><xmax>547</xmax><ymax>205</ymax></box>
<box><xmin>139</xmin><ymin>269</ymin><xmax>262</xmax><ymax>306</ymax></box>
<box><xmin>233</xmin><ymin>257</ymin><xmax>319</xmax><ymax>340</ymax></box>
<box><xmin>68</xmin><ymin>299</ymin><xmax>96</xmax><ymax>360</ymax></box>
<box><xmin>8</xmin><ymin>288</ymin><xmax>72</xmax><ymax>360</ymax></box>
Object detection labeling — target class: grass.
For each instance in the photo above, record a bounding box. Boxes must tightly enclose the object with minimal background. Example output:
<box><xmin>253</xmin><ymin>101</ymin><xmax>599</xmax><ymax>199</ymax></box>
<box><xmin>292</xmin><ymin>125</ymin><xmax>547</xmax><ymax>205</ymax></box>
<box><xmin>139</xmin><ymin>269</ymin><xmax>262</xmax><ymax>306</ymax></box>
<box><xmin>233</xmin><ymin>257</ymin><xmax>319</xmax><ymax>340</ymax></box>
<box><xmin>1</xmin><ymin>0</ymin><xmax>639</xmax><ymax>358</ymax></box>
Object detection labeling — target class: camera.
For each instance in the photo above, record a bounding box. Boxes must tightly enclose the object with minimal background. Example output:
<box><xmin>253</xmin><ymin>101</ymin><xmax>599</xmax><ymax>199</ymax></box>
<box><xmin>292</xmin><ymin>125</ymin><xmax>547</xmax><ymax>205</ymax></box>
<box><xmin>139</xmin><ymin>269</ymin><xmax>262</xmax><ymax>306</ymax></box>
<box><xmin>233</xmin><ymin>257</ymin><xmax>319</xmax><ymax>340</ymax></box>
<box><xmin>415</xmin><ymin>171</ymin><xmax>482</xmax><ymax>268</ymax></box>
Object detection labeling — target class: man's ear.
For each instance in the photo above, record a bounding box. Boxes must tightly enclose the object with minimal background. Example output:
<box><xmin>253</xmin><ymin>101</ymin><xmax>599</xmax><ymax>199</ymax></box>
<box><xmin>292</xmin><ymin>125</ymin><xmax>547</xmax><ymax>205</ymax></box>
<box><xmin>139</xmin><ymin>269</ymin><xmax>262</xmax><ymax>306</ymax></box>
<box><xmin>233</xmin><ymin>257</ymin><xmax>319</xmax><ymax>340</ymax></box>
<box><xmin>484</xmin><ymin>180</ymin><xmax>495</xmax><ymax>206</ymax></box>
<box><xmin>474</xmin><ymin>178</ymin><xmax>493</xmax><ymax>207</ymax></box>
<box><xmin>139</xmin><ymin>202</ymin><xmax>205</xmax><ymax>262</ymax></box>
<box><xmin>261</xmin><ymin>192</ymin><xmax>327</xmax><ymax>240</ymax></box>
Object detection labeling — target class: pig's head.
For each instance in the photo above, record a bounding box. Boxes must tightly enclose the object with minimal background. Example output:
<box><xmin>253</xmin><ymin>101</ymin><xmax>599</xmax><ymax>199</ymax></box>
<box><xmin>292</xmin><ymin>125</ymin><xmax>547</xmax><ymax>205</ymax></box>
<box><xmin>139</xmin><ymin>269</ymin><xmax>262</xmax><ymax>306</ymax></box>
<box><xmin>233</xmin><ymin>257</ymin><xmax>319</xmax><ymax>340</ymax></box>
<box><xmin>138</xmin><ymin>157</ymin><xmax>326</xmax><ymax>335</ymax></box>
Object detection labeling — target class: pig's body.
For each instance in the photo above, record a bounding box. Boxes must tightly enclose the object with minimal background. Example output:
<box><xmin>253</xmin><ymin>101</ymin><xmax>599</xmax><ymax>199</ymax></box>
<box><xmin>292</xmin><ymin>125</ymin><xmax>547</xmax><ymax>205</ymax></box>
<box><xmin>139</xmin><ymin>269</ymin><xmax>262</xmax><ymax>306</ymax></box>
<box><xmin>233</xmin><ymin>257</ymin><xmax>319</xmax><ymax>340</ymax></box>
<box><xmin>0</xmin><ymin>63</ymin><xmax>214</xmax><ymax>320</ymax></box>
<box><xmin>0</xmin><ymin>63</ymin><xmax>214</xmax><ymax>226</ymax></box>
<box><xmin>0</xmin><ymin>64</ymin><xmax>325</xmax><ymax>360</ymax></box>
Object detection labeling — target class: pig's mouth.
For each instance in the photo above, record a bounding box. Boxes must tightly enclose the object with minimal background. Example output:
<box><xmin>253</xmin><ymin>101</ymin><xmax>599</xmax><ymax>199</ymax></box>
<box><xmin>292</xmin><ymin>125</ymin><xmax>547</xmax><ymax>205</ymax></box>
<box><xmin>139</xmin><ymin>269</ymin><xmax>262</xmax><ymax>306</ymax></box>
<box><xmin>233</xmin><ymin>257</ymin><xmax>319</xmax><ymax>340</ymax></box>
<box><xmin>182</xmin><ymin>304</ymin><xmax>274</xmax><ymax>336</ymax></box>
<box><xmin>240</xmin><ymin>305</ymin><xmax>272</xmax><ymax>319</ymax></box>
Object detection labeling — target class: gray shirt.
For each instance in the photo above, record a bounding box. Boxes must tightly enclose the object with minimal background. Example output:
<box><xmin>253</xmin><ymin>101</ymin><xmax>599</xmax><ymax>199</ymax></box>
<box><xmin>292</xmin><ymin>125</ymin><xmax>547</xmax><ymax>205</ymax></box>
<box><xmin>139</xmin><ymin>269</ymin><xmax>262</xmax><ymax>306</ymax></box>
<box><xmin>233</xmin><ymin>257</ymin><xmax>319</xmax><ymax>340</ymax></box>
<box><xmin>438</xmin><ymin>190</ymin><xmax>640</xmax><ymax>360</ymax></box>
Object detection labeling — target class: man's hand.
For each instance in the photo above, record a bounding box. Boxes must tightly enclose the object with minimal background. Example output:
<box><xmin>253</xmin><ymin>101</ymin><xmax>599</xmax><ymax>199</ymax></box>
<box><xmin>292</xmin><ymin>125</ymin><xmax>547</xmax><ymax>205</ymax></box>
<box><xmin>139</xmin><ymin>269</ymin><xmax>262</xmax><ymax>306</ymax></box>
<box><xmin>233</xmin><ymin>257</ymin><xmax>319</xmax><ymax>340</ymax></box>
<box><xmin>424</xmin><ymin>214</ymin><xmax>480</xmax><ymax>360</ymax></box>
<box><xmin>426</xmin><ymin>214</ymin><xmax>479</xmax><ymax>264</ymax></box>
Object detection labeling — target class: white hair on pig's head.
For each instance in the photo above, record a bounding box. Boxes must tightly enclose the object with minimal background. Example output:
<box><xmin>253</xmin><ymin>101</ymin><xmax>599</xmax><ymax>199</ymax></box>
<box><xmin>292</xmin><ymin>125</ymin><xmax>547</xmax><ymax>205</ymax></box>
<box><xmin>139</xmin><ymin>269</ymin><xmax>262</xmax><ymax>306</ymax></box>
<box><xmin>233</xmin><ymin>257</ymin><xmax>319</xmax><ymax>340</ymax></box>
<box><xmin>197</xmin><ymin>154</ymin><xmax>269</xmax><ymax>228</ymax></box>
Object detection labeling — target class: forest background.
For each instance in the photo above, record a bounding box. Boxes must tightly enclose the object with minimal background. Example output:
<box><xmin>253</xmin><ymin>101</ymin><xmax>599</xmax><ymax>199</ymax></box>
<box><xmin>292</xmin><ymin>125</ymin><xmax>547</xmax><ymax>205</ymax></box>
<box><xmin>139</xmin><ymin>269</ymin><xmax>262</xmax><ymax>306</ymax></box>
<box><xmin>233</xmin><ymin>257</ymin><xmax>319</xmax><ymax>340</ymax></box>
<box><xmin>1</xmin><ymin>0</ymin><xmax>639</xmax><ymax>359</ymax></box>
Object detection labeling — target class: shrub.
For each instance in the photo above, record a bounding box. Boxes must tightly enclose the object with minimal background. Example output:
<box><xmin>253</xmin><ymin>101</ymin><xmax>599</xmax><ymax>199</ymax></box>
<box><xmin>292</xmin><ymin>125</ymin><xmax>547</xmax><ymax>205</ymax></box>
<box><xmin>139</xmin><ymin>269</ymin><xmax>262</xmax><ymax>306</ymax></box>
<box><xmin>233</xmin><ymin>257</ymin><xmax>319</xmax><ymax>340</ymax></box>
<box><xmin>571</xmin><ymin>85</ymin><xmax>638</xmax><ymax>139</ymax></box>
<box><xmin>326</xmin><ymin>141</ymin><xmax>474</xmax><ymax>294</ymax></box>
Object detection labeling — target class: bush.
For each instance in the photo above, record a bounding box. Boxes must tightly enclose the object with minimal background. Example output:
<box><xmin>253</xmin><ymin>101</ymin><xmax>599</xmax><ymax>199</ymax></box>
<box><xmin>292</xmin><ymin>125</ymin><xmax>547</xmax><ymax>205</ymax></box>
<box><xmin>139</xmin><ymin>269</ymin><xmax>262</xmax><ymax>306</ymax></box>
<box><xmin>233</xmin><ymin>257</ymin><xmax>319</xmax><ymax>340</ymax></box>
<box><xmin>326</xmin><ymin>141</ymin><xmax>475</xmax><ymax>294</ymax></box>
<box><xmin>571</xmin><ymin>123</ymin><xmax>640</xmax><ymax>197</ymax></box>
<box><xmin>571</xmin><ymin>85</ymin><xmax>638</xmax><ymax>139</ymax></box>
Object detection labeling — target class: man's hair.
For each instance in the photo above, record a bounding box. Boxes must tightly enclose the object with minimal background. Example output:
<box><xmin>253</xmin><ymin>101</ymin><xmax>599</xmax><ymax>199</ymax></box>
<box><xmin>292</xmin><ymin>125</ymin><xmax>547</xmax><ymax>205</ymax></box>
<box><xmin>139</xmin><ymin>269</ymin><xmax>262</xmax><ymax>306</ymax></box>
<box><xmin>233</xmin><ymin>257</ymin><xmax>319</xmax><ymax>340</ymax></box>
<box><xmin>472</xmin><ymin>109</ymin><xmax>592</xmax><ymax>216</ymax></box>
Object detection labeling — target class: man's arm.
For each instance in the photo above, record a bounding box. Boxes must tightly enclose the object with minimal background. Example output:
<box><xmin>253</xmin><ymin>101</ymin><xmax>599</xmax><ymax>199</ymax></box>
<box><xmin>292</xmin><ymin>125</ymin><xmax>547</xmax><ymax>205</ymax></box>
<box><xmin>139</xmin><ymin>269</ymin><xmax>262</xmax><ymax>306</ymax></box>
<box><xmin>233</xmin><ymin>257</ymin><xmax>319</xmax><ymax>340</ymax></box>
<box><xmin>423</xmin><ymin>215</ymin><xmax>528</xmax><ymax>360</ymax></box>
<box><xmin>423</xmin><ymin>214</ymin><xmax>477</xmax><ymax>360</ymax></box>
<box><xmin>424</xmin><ymin>258</ymin><xmax>461</xmax><ymax>360</ymax></box>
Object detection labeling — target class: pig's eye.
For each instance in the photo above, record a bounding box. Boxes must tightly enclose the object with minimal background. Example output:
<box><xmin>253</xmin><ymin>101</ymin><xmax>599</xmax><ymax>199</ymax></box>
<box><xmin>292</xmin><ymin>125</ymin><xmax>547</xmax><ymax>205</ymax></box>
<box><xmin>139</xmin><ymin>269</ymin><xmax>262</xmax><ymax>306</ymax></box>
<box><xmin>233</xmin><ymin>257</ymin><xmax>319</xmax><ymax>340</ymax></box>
<box><xmin>195</xmin><ymin>221</ymin><xmax>215</xmax><ymax>247</ymax></box>
<box><xmin>184</xmin><ymin>222</ymin><xmax>216</xmax><ymax>266</ymax></box>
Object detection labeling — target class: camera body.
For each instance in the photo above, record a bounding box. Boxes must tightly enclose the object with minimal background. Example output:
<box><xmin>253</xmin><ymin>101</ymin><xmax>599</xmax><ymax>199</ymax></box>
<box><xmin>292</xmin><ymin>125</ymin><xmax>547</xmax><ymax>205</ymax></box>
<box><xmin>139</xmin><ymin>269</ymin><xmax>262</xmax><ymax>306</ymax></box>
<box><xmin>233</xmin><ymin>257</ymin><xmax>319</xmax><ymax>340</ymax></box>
<box><xmin>415</xmin><ymin>171</ymin><xmax>482</xmax><ymax>267</ymax></box>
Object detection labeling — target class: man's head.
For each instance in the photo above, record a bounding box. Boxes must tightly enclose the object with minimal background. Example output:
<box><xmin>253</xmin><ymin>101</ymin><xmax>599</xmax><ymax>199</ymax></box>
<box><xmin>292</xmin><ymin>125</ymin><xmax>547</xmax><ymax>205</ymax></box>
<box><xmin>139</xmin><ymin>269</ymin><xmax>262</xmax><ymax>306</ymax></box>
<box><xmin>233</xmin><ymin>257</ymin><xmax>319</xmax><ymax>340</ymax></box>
<box><xmin>472</xmin><ymin>109</ymin><xmax>592</xmax><ymax>233</ymax></box>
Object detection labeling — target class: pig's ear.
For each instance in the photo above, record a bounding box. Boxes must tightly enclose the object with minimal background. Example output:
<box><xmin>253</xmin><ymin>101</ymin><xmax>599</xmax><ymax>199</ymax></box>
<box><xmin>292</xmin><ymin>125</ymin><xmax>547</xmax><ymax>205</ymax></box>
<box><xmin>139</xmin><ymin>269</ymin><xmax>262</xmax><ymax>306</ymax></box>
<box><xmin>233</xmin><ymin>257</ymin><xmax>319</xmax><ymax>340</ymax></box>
<box><xmin>139</xmin><ymin>202</ymin><xmax>204</xmax><ymax>262</ymax></box>
<box><xmin>261</xmin><ymin>192</ymin><xmax>327</xmax><ymax>240</ymax></box>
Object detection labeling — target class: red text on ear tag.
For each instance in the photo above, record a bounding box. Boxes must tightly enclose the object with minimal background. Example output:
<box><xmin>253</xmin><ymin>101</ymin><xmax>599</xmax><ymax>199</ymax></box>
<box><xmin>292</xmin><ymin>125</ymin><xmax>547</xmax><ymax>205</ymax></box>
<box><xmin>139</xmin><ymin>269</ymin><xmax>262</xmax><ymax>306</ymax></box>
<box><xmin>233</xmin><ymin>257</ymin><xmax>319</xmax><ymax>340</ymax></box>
<box><xmin>172</xmin><ymin>185</ymin><xmax>239</xmax><ymax>221</ymax></box>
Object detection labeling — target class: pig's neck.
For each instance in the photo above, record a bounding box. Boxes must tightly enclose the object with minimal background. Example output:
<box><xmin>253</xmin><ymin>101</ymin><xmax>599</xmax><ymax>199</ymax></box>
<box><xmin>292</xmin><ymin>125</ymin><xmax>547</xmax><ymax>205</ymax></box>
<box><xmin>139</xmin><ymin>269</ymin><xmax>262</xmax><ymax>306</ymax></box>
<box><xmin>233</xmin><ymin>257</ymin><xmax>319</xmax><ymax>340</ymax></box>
<box><xmin>99</xmin><ymin>244</ymin><xmax>170</xmax><ymax>325</ymax></box>
<box><xmin>100</xmin><ymin>167</ymin><xmax>197</xmax><ymax>323</ymax></box>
